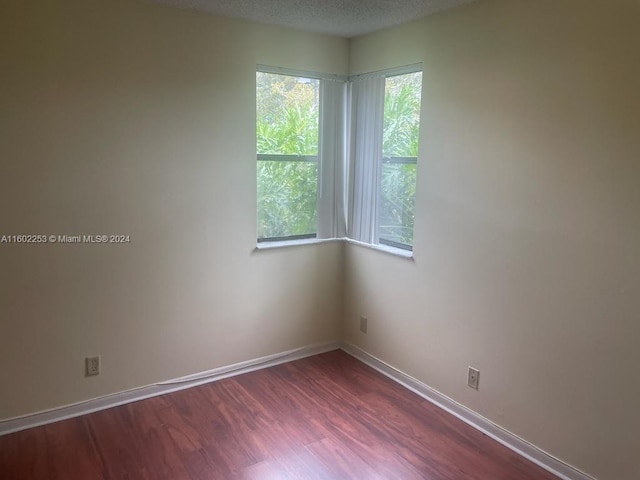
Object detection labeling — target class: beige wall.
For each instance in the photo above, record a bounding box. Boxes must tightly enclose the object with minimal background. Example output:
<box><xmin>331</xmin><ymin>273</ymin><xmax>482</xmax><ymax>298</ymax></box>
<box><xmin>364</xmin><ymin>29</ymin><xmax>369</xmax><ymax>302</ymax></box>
<box><xmin>346</xmin><ymin>1</ymin><xmax>640</xmax><ymax>479</ymax></box>
<box><xmin>0</xmin><ymin>0</ymin><xmax>347</xmax><ymax>419</ymax></box>
<box><xmin>2</xmin><ymin>0</ymin><xmax>639</xmax><ymax>478</ymax></box>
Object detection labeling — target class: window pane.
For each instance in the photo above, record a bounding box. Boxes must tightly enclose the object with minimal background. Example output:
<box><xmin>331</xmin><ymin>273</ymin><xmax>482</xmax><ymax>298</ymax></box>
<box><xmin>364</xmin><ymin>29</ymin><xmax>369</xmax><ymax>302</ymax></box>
<box><xmin>380</xmin><ymin>72</ymin><xmax>422</xmax><ymax>249</ymax></box>
<box><xmin>257</xmin><ymin>73</ymin><xmax>319</xmax><ymax>155</ymax></box>
<box><xmin>379</xmin><ymin>162</ymin><xmax>416</xmax><ymax>247</ymax></box>
<box><xmin>383</xmin><ymin>72</ymin><xmax>422</xmax><ymax>158</ymax></box>
<box><xmin>257</xmin><ymin>72</ymin><xmax>319</xmax><ymax>240</ymax></box>
<box><xmin>257</xmin><ymin>160</ymin><xmax>317</xmax><ymax>239</ymax></box>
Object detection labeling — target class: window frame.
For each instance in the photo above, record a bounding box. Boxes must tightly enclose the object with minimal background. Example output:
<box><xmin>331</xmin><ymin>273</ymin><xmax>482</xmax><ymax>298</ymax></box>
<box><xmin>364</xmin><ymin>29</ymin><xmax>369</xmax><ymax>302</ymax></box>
<box><xmin>347</xmin><ymin>64</ymin><xmax>422</xmax><ymax>254</ymax></box>
<box><xmin>378</xmin><ymin>70</ymin><xmax>422</xmax><ymax>252</ymax></box>
<box><xmin>256</xmin><ymin>69</ymin><xmax>322</xmax><ymax>242</ymax></box>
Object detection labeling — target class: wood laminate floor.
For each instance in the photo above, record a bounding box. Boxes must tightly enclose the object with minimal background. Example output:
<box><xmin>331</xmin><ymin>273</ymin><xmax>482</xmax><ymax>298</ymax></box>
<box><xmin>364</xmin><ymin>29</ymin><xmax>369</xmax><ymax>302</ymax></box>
<box><xmin>0</xmin><ymin>350</ymin><xmax>559</xmax><ymax>479</ymax></box>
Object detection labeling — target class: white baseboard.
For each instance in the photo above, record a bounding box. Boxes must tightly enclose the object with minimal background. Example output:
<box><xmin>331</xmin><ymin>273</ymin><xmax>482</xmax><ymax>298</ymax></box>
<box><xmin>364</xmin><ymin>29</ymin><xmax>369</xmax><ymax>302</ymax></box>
<box><xmin>339</xmin><ymin>342</ymin><xmax>596</xmax><ymax>480</ymax></box>
<box><xmin>0</xmin><ymin>340</ymin><xmax>341</xmax><ymax>436</ymax></box>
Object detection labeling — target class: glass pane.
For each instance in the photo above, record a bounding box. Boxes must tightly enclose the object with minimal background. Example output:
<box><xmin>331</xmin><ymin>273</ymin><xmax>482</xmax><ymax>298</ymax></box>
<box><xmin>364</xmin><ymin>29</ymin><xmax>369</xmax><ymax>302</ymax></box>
<box><xmin>257</xmin><ymin>72</ymin><xmax>319</xmax><ymax>240</ymax></box>
<box><xmin>257</xmin><ymin>160</ymin><xmax>318</xmax><ymax>239</ymax></box>
<box><xmin>383</xmin><ymin>71</ymin><xmax>422</xmax><ymax>157</ymax></box>
<box><xmin>257</xmin><ymin>72</ymin><xmax>319</xmax><ymax>156</ymax></box>
<box><xmin>379</xmin><ymin>162</ymin><xmax>416</xmax><ymax>247</ymax></box>
<box><xmin>379</xmin><ymin>71</ymin><xmax>422</xmax><ymax>248</ymax></box>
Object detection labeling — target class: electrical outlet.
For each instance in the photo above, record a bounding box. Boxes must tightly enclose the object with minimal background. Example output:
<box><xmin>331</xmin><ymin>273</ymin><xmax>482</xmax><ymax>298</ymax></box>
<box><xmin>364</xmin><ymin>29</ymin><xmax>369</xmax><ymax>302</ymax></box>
<box><xmin>467</xmin><ymin>366</ymin><xmax>479</xmax><ymax>390</ymax></box>
<box><xmin>359</xmin><ymin>316</ymin><xmax>368</xmax><ymax>334</ymax></box>
<box><xmin>86</xmin><ymin>356</ymin><xmax>101</xmax><ymax>377</ymax></box>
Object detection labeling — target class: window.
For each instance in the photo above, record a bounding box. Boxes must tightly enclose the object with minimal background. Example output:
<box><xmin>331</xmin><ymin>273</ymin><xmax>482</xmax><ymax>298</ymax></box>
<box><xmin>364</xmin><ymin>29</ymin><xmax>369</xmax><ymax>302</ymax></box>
<box><xmin>379</xmin><ymin>71</ymin><xmax>422</xmax><ymax>250</ymax></box>
<box><xmin>256</xmin><ymin>64</ymin><xmax>421</xmax><ymax>255</ymax></box>
<box><xmin>256</xmin><ymin>72</ymin><xmax>320</xmax><ymax>242</ymax></box>
<box><xmin>349</xmin><ymin>66</ymin><xmax>422</xmax><ymax>252</ymax></box>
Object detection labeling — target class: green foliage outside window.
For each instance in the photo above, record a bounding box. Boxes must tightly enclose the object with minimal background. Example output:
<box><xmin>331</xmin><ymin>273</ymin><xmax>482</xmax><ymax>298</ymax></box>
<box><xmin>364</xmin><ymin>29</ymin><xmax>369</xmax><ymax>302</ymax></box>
<box><xmin>383</xmin><ymin>72</ymin><xmax>421</xmax><ymax>157</ymax></box>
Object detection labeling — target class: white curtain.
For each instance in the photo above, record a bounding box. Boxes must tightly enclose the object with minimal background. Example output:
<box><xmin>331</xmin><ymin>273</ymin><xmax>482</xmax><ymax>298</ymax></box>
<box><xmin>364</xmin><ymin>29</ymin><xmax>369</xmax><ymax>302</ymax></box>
<box><xmin>317</xmin><ymin>79</ymin><xmax>348</xmax><ymax>239</ymax></box>
<box><xmin>348</xmin><ymin>75</ymin><xmax>385</xmax><ymax>244</ymax></box>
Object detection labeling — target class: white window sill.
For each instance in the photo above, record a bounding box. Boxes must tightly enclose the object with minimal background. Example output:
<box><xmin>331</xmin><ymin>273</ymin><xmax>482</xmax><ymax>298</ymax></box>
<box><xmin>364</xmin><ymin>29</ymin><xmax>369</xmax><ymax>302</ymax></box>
<box><xmin>255</xmin><ymin>237</ymin><xmax>414</xmax><ymax>260</ymax></box>
<box><xmin>254</xmin><ymin>237</ymin><xmax>342</xmax><ymax>250</ymax></box>
<box><xmin>342</xmin><ymin>238</ymin><xmax>414</xmax><ymax>259</ymax></box>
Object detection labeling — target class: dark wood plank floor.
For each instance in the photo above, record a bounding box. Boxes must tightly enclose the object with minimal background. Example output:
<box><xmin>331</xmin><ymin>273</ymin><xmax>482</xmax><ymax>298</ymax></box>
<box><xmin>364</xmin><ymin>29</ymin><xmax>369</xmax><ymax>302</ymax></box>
<box><xmin>0</xmin><ymin>350</ymin><xmax>558</xmax><ymax>479</ymax></box>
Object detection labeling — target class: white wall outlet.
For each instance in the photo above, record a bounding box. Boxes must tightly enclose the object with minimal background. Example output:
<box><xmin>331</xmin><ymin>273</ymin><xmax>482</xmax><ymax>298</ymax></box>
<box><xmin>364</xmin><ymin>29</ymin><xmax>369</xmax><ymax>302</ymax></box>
<box><xmin>86</xmin><ymin>356</ymin><xmax>101</xmax><ymax>377</ymax></box>
<box><xmin>468</xmin><ymin>366</ymin><xmax>480</xmax><ymax>389</ymax></box>
<box><xmin>359</xmin><ymin>316</ymin><xmax>368</xmax><ymax>333</ymax></box>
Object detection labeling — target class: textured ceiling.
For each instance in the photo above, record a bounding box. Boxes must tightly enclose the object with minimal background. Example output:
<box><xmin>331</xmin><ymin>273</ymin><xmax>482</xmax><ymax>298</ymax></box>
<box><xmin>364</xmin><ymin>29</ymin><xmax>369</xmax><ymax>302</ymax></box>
<box><xmin>145</xmin><ymin>0</ymin><xmax>477</xmax><ymax>38</ymax></box>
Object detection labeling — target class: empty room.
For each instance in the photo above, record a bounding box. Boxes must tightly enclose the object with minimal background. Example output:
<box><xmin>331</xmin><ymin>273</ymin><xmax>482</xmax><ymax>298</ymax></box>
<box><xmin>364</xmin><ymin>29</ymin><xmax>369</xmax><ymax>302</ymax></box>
<box><xmin>1</xmin><ymin>0</ymin><xmax>638</xmax><ymax>479</ymax></box>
